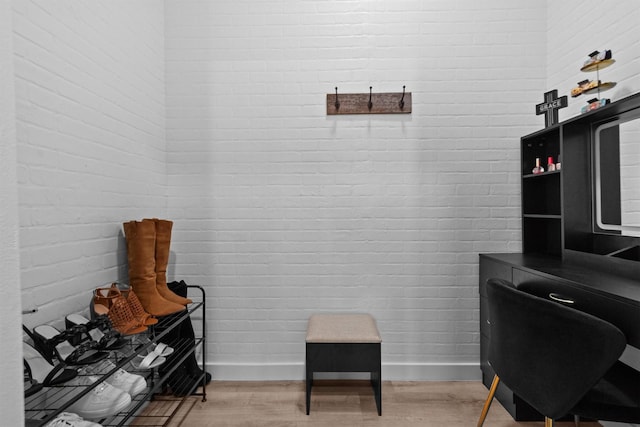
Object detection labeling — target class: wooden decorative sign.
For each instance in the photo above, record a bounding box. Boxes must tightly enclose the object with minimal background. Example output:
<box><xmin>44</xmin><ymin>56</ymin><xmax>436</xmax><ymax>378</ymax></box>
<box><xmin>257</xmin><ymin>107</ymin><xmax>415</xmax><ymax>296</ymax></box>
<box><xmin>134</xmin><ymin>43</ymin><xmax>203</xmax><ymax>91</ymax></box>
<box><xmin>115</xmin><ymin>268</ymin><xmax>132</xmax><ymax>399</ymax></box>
<box><xmin>535</xmin><ymin>89</ymin><xmax>567</xmax><ymax>127</ymax></box>
<box><xmin>327</xmin><ymin>87</ymin><xmax>412</xmax><ymax>115</ymax></box>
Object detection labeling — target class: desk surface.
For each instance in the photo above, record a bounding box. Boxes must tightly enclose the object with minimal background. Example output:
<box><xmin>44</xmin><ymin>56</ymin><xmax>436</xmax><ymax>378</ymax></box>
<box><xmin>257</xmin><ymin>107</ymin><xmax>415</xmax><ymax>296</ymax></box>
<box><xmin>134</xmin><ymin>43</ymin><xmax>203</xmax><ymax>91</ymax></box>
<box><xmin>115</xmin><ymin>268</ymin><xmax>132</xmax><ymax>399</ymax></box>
<box><xmin>480</xmin><ymin>253</ymin><xmax>640</xmax><ymax>348</ymax></box>
<box><xmin>481</xmin><ymin>252</ymin><xmax>640</xmax><ymax>306</ymax></box>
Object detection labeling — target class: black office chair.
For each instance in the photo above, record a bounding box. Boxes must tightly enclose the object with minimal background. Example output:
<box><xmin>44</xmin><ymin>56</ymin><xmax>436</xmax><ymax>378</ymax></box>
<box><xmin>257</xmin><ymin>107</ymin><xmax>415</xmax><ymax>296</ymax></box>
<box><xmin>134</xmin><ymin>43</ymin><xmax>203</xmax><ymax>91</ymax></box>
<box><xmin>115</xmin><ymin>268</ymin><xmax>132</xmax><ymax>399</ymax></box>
<box><xmin>477</xmin><ymin>278</ymin><xmax>640</xmax><ymax>427</ymax></box>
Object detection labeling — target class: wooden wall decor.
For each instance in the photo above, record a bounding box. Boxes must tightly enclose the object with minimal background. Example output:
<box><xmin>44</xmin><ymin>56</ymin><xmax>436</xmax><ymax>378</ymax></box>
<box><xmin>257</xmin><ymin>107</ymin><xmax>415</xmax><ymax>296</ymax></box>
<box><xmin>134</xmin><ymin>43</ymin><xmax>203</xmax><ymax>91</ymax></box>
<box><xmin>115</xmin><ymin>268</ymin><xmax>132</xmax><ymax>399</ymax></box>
<box><xmin>327</xmin><ymin>87</ymin><xmax>412</xmax><ymax>115</ymax></box>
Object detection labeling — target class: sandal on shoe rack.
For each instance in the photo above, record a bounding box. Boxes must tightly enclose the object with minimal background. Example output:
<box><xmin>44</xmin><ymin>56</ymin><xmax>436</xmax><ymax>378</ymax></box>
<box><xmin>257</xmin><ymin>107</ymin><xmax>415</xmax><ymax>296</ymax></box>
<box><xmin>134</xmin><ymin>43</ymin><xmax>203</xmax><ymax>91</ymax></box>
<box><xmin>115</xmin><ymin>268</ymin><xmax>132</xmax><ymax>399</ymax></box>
<box><xmin>65</xmin><ymin>313</ymin><xmax>127</xmax><ymax>351</ymax></box>
<box><xmin>130</xmin><ymin>335</ymin><xmax>174</xmax><ymax>357</ymax></box>
<box><xmin>109</xmin><ymin>283</ymin><xmax>158</xmax><ymax>327</ymax></box>
<box><xmin>91</xmin><ymin>286</ymin><xmax>149</xmax><ymax>336</ymax></box>
<box><xmin>130</xmin><ymin>352</ymin><xmax>166</xmax><ymax>370</ymax></box>
<box><xmin>92</xmin><ymin>298</ymin><xmax>147</xmax><ymax>336</ymax></box>
<box><xmin>31</xmin><ymin>323</ymin><xmax>109</xmax><ymax>366</ymax></box>
<box><xmin>122</xmin><ymin>336</ymin><xmax>172</xmax><ymax>370</ymax></box>
<box><xmin>23</xmin><ymin>340</ymin><xmax>78</xmax><ymax>390</ymax></box>
<box><xmin>24</xmin><ymin>359</ymin><xmax>44</xmax><ymax>397</ymax></box>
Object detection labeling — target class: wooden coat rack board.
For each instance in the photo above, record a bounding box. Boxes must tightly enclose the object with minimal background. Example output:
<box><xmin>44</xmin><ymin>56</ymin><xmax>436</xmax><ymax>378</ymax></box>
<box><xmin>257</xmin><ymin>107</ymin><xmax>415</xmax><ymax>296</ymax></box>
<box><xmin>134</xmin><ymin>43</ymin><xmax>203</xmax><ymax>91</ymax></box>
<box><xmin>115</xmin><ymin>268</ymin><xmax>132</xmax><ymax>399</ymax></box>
<box><xmin>327</xmin><ymin>87</ymin><xmax>412</xmax><ymax>115</ymax></box>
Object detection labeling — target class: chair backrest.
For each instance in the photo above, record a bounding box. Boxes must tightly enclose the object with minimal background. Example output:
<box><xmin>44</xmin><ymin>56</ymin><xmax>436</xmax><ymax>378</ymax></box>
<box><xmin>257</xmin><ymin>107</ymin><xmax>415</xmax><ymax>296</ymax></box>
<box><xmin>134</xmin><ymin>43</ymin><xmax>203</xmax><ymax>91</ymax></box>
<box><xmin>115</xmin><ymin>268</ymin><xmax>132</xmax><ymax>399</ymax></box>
<box><xmin>486</xmin><ymin>278</ymin><xmax>627</xmax><ymax>420</ymax></box>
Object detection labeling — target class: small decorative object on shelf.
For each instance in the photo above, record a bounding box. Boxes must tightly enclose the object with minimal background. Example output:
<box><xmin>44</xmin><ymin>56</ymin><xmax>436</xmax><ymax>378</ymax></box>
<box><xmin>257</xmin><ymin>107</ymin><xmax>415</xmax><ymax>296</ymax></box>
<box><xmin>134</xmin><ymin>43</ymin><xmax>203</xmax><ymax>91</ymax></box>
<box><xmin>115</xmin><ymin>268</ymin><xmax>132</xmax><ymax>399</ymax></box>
<box><xmin>581</xmin><ymin>97</ymin><xmax>611</xmax><ymax>114</ymax></box>
<box><xmin>571</xmin><ymin>79</ymin><xmax>599</xmax><ymax>97</ymax></box>
<box><xmin>535</xmin><ymin>89</ymin><xmax>568</xmax><ymax>127</ymax></box>
<box><xmin>581</xmin><ymin>50</ymin><xmax>613</xmax><ymax>72</ymax></box>
<box><xmin>532</xmin><ymin>157</ymin><xmax>545</xmax><ymax>174</ymax></box>
<box><xmin>571</xmin><ymin>79</ymin><xmax>616</xmax><ymax>98</ymax></box>
<box><xmin>547</xmin><ymin>156</ymin><xmax>556</xmax><ymax>172</ymax></box>
<box><xmin>574</xmin><ymin>50</ymin><xmax>616</xmax><ymax>111</ymax></box>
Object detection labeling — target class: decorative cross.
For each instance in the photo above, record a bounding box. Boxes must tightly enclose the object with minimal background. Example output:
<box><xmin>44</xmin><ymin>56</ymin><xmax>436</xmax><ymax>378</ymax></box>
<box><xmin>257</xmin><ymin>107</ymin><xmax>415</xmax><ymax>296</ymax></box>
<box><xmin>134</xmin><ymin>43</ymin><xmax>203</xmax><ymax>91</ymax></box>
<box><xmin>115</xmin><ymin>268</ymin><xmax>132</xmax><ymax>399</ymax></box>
<box><xmin>535</xmin><ymin>90</ymin><xmax>568</xmax><ymax>127</ymax></box>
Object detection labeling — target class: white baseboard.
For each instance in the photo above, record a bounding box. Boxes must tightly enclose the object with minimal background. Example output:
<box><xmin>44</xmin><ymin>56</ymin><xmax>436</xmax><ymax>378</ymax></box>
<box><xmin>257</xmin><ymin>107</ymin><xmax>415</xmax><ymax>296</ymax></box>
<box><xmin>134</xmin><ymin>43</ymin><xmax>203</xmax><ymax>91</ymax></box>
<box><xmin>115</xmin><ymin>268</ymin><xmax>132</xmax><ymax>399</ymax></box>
<box><xmin>383</xmin><ymin>362</ymin><xmax>482</xmax><ymax>381</ymax></box>
<box><xmin>204</xmin><ymin>362</ymin><xmax>482</xmax><ymax>382</ymax></box>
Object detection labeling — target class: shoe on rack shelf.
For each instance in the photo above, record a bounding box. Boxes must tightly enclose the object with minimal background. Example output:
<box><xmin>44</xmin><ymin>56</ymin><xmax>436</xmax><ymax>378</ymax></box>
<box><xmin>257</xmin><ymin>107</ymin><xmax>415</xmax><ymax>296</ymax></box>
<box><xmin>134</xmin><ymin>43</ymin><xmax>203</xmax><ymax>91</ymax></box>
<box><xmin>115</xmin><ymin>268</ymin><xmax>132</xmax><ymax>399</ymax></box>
<box><xmin>32</xmin><ymin>324</ymin><xmax>109</xmax><ymax>366</ymax></box>
<box><xmin>92</xmin><ymin>287</ymin><xmax>148</xmax><ymax>336</ymax></box>
<box><xmin>42</xmin><ymin>411</ymin><xmax>103</xmax><ymax>427</ymax></box>
<box><xmin>131</xmin><ymin>335</ymin><xmax>174</xmax><ymax>357</ymax></box>
<box><xmin>65</xmin><ymin>313</ymin><xmax>127</xmax><ymax>351</ymax></box>
<box><xmin>130</xmin><ymin>352</ymin><xmax>166</xmax><ymax>370</ymax></box>
<box><xmin>24</xmin><ymin>359</ymin><xmax>44</xmax><ymax>397</ymax></box>
<box><xmin>110</xmin><ymin>283</ymin><xmax>158</xmax><ymax>326</ymax></box>
<box><xmin>66</xmin><ymin>375</ymin><xmax>131</xmax><ymax>420</ymax></box>
<box><xmin>81</xmin><ymin>360</ymin><xmax>147</xmax><ymax>397</ymax></box>
<box><xmin>22</xmin><ymin>340</ymin><xmax>78</xmax><ymax>387</ymax></box>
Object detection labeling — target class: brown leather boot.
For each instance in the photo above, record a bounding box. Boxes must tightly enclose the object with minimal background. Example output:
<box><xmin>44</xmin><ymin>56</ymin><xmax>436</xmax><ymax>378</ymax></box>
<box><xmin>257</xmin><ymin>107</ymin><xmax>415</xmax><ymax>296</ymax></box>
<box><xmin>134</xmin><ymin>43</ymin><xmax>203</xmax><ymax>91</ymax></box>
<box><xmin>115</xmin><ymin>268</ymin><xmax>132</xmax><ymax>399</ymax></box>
<box><xmin>146</xmin><ymin>218</ymin><xmax>192</xmax><ymax>306</ymax></box>
<box><xmin>123</xmin><ymin>220</ymin><xmax>184</xmax><ymax>316</ymax></box>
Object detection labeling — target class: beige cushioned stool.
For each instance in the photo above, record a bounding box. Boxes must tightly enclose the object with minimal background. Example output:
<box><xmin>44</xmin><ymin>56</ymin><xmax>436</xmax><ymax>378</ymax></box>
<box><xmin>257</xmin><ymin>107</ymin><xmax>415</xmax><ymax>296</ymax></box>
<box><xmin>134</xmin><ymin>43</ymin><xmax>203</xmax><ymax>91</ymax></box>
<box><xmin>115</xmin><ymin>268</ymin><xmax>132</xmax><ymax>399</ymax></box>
<box><xmin>305</xmin><ymin>314</ymin><xmax>382</xmax><ymax>415</ymax></box>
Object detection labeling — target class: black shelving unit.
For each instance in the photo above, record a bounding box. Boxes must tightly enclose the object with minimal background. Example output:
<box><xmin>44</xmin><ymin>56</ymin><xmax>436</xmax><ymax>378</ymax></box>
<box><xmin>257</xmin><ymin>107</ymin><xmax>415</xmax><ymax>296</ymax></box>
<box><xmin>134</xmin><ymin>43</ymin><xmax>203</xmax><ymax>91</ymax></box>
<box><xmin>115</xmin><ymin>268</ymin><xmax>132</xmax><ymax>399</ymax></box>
<box><xmin>520</xmin><ymin>92</ymin><xmax>640</xmax><ymax>260</ymax></box>
<box><xmin>520</xmin><ymin>126</ymin><xmax>564</xmax><ymax>257</ymax></box>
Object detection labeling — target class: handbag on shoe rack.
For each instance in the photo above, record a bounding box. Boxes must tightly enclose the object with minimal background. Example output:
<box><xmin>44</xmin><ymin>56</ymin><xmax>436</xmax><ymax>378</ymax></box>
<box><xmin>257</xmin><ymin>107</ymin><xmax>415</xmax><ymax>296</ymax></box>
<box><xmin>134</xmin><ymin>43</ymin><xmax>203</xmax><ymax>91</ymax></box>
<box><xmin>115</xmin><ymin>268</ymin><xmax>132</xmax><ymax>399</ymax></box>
<box><xmin>156</xmin><ymin>280</ymin><xmax>211</xmax><ymax>396</ymax></box>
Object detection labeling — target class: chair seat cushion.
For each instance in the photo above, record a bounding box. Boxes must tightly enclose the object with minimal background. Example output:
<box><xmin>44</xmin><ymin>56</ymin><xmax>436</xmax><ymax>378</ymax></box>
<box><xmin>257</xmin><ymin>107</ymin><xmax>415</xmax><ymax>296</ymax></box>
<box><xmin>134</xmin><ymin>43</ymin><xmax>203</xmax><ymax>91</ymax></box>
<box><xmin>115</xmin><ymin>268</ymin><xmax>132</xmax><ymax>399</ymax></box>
<box><xmin>306</xmin><ymin>314</ymin><xmax>381</xmax><ymax>343</ymax></box>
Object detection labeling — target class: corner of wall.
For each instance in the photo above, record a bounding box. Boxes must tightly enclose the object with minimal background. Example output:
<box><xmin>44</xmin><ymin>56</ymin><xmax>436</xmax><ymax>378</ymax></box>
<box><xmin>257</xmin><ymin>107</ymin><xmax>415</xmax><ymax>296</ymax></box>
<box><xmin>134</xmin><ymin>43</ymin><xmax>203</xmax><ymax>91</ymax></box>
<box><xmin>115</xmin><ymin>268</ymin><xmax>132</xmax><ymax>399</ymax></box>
<box><xmin>0</xmin><ymin>0</ymin><xmax>25</xmax><ymax>424</ymax></box>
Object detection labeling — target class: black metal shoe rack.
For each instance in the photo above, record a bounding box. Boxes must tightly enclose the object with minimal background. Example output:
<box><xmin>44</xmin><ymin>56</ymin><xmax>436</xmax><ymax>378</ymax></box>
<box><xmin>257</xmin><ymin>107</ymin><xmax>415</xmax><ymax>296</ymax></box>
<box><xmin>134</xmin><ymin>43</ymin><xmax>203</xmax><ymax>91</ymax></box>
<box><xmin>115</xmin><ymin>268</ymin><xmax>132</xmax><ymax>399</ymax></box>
<box><xmin>24</xmin><ymin>285</ymin><xmax>207</xmax><ymax>427</ymax></box>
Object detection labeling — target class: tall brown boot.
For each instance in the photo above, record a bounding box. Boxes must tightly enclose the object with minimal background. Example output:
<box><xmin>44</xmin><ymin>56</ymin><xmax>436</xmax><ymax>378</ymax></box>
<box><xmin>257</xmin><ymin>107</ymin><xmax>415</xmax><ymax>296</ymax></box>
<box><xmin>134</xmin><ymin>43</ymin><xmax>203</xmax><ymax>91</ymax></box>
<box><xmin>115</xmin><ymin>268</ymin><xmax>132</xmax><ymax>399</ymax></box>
<box><xmin>146</xmin><ymin>218</ymin><xmax>192</xmax><ymax>305</ymax></box>
<box><xmin>123</xmin><ymin>220</ymin><xmax>184</xmax><ymax>316</ymax></box>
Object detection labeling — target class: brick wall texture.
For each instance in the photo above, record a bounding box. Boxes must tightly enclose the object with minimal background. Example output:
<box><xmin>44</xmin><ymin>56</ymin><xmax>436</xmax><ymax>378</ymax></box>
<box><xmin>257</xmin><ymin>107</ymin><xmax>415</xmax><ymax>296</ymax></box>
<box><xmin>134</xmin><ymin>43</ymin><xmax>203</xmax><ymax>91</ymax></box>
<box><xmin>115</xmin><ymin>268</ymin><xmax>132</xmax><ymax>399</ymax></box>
<box><xmin>9</xmin><ymin>0</ymin><xmax>640</xmax><ymax>380</ymax></box>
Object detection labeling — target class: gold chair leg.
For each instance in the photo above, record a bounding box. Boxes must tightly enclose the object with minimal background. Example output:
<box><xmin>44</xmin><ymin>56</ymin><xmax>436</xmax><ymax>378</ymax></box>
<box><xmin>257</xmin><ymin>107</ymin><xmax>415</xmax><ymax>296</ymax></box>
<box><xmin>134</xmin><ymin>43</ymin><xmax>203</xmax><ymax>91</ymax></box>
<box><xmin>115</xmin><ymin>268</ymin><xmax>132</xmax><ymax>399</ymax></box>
<box><xmin>477</xmin><ymin>375</ymin><xmax>500</xmax><ymax>427</ymax></box>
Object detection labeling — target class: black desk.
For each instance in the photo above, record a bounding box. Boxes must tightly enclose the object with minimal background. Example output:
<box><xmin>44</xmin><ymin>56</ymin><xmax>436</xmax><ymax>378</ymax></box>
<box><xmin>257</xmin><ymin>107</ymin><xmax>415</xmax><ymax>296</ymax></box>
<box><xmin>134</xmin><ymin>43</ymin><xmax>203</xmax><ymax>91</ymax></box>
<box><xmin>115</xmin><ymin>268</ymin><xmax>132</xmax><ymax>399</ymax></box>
<box><xmin>479</xmin><ymin>252</ymin><xmax>640</xmax><ymax>420</ymax></box>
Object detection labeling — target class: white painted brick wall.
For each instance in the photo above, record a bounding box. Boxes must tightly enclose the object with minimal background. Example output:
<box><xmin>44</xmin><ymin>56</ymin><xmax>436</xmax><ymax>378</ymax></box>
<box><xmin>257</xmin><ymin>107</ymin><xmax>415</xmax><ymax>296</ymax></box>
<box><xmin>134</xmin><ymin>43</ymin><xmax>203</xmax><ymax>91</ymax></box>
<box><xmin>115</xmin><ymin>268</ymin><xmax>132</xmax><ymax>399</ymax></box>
<box><xmin>1</xmin><ymin>0</ymin><xmax>25</xmax><ymax>424</ymax></box>
<box><xmin>547</xmin><ymin>0</ymin><xmax>640</xmax><ymax>120</ymax></box>
<box><xmin>548</xmin><ymin>5</ymin><xmax>640</xmax><ymax>412</ymax></box>
<box><xmin>14</xmin><ymin>1</ymin><xmax>168</xmax><ymax>324</ymax></box>
<box><xmin>11</xmin><ymin>0</ymin><xmax>640</xmax><ymax>386</ymax></box>
<box><xmin>164</xmin><ymin>0</ymin><xmax>546</xmax><ymax>379</ymax></box>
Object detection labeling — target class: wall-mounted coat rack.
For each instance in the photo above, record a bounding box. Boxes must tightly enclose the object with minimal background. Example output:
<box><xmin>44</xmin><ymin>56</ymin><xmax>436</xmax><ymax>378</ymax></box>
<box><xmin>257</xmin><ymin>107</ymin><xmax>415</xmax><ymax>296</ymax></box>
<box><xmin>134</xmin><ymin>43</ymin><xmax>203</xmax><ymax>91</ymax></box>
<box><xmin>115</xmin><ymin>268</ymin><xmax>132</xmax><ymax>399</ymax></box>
<box><xmin>327</xmin><ymin>86</ymin><xmax>412</xmax><ymax>115</ymax></box>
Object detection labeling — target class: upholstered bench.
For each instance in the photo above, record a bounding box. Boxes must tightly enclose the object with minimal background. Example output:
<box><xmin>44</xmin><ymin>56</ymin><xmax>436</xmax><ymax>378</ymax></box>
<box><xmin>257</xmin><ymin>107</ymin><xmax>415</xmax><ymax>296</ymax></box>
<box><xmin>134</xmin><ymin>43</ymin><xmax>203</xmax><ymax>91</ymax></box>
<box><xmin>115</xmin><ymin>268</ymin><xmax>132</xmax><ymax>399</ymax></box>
<box><xmin>305</xmin><ymin>313</ymin><xmax>382</xmax><ymax>415</ymax></box>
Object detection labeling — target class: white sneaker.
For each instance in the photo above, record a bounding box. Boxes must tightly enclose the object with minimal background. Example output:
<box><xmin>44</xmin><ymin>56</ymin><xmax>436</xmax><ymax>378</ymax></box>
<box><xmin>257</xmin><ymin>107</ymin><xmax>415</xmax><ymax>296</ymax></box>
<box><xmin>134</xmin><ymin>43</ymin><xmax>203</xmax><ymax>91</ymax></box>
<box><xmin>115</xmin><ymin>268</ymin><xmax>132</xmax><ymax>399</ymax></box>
<box><xmin>85</xmin><ymin>360</ymin><xmax>147</xmax><ymax>396</ymax></box>
<box><xmin>44</xmin><ymin>412</ymin><xmax>103</xmax><ymax>427</ymax></box>
<box><xmin>67</xmin><ymin>376</ymin><xmax>131</xmax><ymax>420</ymax></box>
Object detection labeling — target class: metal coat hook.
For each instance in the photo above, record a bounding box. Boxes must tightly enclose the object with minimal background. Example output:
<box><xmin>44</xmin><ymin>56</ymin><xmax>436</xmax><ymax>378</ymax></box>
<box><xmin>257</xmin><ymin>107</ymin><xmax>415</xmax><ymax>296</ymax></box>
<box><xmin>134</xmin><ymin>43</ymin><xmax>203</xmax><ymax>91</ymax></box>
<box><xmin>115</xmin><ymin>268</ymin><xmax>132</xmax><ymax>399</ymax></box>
<box><xmin>368</xmin><ymin>86</ymin><xmax>373</xmax><ymax>110</ymax></box>
<box><xmin>399</xmin><ymin>86</ymin><xmax>406</xmax><ymax>109</ymax></box>
<box><xmin>334</xmin><ymin>87</ymin><xmax>340</xmax><ymax>109</ymax></box>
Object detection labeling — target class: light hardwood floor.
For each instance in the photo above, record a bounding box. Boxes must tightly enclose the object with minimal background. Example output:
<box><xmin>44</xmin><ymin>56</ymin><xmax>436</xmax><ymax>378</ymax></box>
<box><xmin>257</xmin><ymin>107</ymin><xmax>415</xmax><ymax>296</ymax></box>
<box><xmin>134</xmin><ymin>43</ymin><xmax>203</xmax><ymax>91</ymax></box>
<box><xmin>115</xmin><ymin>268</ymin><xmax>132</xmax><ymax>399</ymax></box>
<box><xmin>135</xmin><ymin>380</ymin><xmax>602</xmax><ymax>427</ymax></box>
